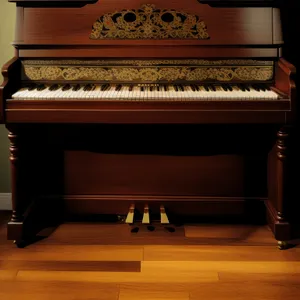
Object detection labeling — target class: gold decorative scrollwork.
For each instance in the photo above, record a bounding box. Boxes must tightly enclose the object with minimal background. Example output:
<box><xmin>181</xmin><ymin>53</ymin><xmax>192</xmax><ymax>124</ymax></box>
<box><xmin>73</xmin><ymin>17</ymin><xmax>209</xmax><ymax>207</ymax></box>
<box><xmin>24</xmin><ymin>65</ymin><xmax>273</xmax><ymax>82</ymax></box>
<box><xmin>89</xmin><ymin>4</ymin><xmax>210</xmax><ymax>40</ymax></box>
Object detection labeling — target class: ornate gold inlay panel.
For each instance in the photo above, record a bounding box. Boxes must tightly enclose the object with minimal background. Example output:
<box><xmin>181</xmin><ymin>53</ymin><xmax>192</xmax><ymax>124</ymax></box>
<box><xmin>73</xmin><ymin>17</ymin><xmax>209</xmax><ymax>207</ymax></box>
<box><xmin>23</xmin><ymin>60</ymin><xmax>274</xmax><ymax>82</ymax></box>
<box><xmin>89</xmin><ymin>4</ymin><xmax>210</xmax><ymax>39</ymax></box>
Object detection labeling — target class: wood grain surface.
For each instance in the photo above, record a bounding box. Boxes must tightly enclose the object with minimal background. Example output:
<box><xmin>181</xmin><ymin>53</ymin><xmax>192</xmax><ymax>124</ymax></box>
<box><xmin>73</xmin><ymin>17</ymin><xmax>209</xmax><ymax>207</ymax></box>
<box><xmin>1</xmin><ymin>211</ymin><xmax>300</xmax><ymax>300</ymax></box>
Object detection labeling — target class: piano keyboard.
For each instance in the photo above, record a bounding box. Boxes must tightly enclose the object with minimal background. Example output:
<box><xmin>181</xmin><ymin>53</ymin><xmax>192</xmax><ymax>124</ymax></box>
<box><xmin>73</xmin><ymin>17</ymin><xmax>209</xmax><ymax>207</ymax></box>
<box><xmin>11</xmin><ymin>83</ymin><xmax>280</xmax><ymax>100</ymax></box>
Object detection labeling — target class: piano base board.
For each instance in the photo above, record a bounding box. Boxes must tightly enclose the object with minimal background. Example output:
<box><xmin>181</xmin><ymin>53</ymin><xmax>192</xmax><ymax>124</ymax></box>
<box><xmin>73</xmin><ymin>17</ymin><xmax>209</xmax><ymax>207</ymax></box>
<box><xmin>7</xmin><ymin>195</ymin><xmax>63</xmax><ymax>245</ymax></box>
<box><xmin>7</xmin><ymin>196</ymin><xmax>299</xmax><ymax>248</ymax></box>
<box><xmin>265</xmin><ymin>199</ymin><xmax>300</xmax><ymax>243</ymax></box>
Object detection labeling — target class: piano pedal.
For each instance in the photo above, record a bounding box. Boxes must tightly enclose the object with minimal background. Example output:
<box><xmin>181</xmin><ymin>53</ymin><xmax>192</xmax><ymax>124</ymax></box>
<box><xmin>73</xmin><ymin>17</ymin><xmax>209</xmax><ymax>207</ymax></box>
<box><xmin>160</xmin><ymin>205</ymin><xmax>176</xmax><ymax>232</ymax></box>
<box><xmin>142</xmin><ymin>204</ymin><xmax>150</xmax><ymax>224</ymax></box>
<box><xmin>160</xmin><ymin>205</ymin><xmax>169</xmax><ymax>224</ymax></box>
<box><xmin>125</xmin><ymin>204</ymin><xmax>135</xmax><ymax>224</ymax></box>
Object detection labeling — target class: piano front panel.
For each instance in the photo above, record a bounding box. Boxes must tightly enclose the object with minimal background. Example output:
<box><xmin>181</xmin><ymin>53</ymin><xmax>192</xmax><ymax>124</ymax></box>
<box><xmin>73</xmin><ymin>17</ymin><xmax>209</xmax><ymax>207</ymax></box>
<box><xmin>55</xmin><ymin>124</ymin><xmax>269</xmax><ymax>216</ymax></box>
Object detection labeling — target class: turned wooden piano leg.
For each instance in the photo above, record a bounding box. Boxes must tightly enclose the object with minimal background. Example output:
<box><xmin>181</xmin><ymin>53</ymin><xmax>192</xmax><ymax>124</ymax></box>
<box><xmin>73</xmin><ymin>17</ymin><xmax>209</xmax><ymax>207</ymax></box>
<box><xmin>276</xmin><ymin>126</ymin><xmax>290</xmax><ymax>250</ymax></box>
<box><xmin>7</xmin><ymin>127</ymin><xmax>26</xmax><ymax>247</ymax></box>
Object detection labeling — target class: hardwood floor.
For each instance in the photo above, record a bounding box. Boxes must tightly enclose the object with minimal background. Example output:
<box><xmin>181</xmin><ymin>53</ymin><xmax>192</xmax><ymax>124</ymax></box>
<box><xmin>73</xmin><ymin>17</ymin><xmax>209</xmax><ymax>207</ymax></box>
<box><xmin>1</xmin><ymin>210</ymin><xmax>300</xmax><ymax>300</ymax></box>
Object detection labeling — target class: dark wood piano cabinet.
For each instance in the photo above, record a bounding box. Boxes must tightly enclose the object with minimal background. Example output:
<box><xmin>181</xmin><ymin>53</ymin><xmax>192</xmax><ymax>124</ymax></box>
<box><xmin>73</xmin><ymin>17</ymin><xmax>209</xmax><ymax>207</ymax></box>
<box><xmin>0</xmin><ymin>0</ymin><xmax>297</xmax><ymax>249</ymax></box>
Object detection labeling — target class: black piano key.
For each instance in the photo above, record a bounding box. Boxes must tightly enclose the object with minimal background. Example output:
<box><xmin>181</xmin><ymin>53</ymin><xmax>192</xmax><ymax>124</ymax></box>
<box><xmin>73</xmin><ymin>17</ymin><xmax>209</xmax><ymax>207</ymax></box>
<box><xmin>150</xmin><ymin>86</ymin><xmax>153</xmax><ymax>92</ymax></box>
<box><xmin>72</xmin><ymin>84</ymin><xmax>81</xmax><ymax>91</ymax></box>
<box><xmin>129</xmin><ymin>85</ymin><xmax>134</xmax><ymax>91</ymax></box>
<box><xmin>37</xmin><ymin>84</ymin><xmax>46</xmax><ymax>91</ymax></box>
<box><xmin>62</xmin><ymin>84</ymin><xmax>71</xmax><ymax>91</ymax></box>
<box><xmin>26</xmin><ymin>84</ymin><xmax>37</xmax><ymax>91</ymax></box>
<box><xmin>257</xmin><ymin>83</ymin><xmax>266</xmax><ymax>91</ymax></box>
<box><xmin>173</xmin><ymin>85</ymin><xmax>178</xmax><ymax>92</ymax></box>
<box><xmin>242</xmin><ymin>84</ymin><xmax>250</xmax><ymax>91</ymax></box>
<box><xmin>237</xmin><ymin>84</ymin><xmax>245</xmax><ymax>92</ymax></box>
<box><xmin>251</xmin><ymin>84</ymin><xmax>260</xmax><ymax>91</ymax></box>
<box><xmin>179</xmin><ymin>85</ymin><xmax>184</xmax><ymax>91</ymax></box>
<box><xmin>221</xmin><ymin>85</ymin><xmax>228</xmax><ymax>91</ymax></box>
<box><xmin>116</xmin><ymin>84</ymin><xmax>122</xmax><ymax>91</ymax></box>
<box><xmin>83</xmin><ymin>84</ymin><xmax>90</xmax><ymax>91</ymax></box>
<box><xmin>83</xmin><ymin>84</ymin><xmax>96</xmax><ymax>91</ymax></box>
<box><xmin>140</xmin><ymin>86</ymin><xmax>144</xmax><ymax>92</ymax></box>
<box><xmin>164</xmin><ymin>85</ymin><xmax>168</xmax><ymax>91</ymax></box>
<box><xmin>49</xmin><ymin>84</ymin><xmax>60</xmax><ymax>91</ymax></box>
<box><xmin>101</xmin><ymin>84</ymin><xmax>107</xmax><ymax>91</ymax></box>
<box><xmin>25</xmin><ymin>83</ymin><xmax>37</xmax><ymax>91</ymax></box>
<box><xmin>203</xmin><ymin>85</ymin><xmax>210</xmax><ymax>91</ymax></box>
<box><xmin>252</xmin><ymin>84</ymin><xmax>260</xmax><ymax>91</ymax></box>
<box><xmin>157</xmin><ymin>86</ymin><xmax>160</xmax><ymax>91</ymax></box>
<box><xmin>226</xmin><ymin>84</ymin><xmax>233</xmax><ymax>91</ymax></box>
<box><xmin>194</xmin><ymin>85</ymin><xmax>200</xmax><ymax>91</ymax></box>
<box><xmin>190</xmin><ymin>85</ymin><xmax>196</xmax><ymax>91</ymax></box>
<box><xmin>209</xmin><ymin>85</ymin><xmax>216</xmax><ymax>91</ymax></box>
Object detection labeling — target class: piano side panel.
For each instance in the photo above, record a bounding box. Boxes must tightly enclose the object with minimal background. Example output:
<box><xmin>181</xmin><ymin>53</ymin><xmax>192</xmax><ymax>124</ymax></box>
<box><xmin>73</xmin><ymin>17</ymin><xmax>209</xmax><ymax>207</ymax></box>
<box><xmin>18</xmin><ymin>0</ymin><xmax>274</xmax><ymax>46</ymax></box>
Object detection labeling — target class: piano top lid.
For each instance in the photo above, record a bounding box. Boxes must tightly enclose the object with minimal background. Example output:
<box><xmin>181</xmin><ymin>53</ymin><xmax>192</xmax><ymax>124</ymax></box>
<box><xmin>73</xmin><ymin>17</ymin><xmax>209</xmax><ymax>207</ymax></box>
<box><xmin>10</xmin><ymin>0</ymin><xmax>283</xmax><ymax>58</ymax></box>
<box><xmin>198</xmin><ymin>0</ymin><xmax>281</xmax><ymax>7</ymax></box>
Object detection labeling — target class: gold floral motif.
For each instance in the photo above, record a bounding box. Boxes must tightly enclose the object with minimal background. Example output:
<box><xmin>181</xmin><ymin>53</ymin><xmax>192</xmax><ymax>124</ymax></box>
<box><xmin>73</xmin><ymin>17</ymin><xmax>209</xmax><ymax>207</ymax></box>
<box><xmin>235</xmin><ymin>67</ymin><xmax>273</xmax><ymax>81</ymax></box>
<box><xmin>23</xmin><ymin>65</ymin><xmax>273</xmax><ymax>82</ymax></box>
<box><xmin>24</xmin><ymin>67</ymin><xmax>42</xmax><ymax>80</ymax></box>
<box><xmin>22</xmin><ymin>59</ymin><xmax>274</xmax><ymax>66</ymax></box>
<box><xmin>89</xmin><ymin>4</ymin><xmax>209</xmax><ymax>40</ymax></box>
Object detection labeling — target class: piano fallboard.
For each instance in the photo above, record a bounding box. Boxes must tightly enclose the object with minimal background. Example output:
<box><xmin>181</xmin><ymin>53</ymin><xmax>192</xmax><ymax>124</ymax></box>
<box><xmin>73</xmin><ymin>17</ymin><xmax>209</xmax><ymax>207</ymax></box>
<box><xmin>6</xmin><ymin>99</ymin><xmax>290</xmax><ymax>124</ymax></box>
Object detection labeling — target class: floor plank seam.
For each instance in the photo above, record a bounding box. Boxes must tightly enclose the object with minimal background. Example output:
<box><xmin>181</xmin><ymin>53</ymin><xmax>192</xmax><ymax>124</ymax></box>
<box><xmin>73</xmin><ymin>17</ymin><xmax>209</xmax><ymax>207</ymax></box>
<box><xmin>117</xmin><ymin>283</ymin><xmax>121</xmax><ymax>300</ymax></box>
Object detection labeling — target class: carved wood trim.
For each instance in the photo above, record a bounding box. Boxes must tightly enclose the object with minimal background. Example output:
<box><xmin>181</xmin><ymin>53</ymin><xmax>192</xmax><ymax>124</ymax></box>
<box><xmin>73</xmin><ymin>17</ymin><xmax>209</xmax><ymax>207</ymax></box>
<box><xmin>0</xmin><ymin>57</ymin><xmax>20</xmax><ymax>124</ymax></box>
<box><xmin>7</xmin><ymin>127</ymin><xmax>23</xmax><ymax>223</ymax></box>
<box><xmin>276</xmin><ymin>126</ymin><xmax>290</xmax><ymax>223</ymax></box>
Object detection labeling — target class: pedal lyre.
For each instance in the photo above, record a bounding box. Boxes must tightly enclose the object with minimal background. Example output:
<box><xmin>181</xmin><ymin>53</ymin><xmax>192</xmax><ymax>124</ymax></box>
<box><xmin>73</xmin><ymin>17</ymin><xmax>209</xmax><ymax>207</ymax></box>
<box><xmin>142</xmin><ymin>204</ymin><xmax>150</xmax><ymax>224</ymax></box>
<box><xmin>160</xmin><ymin>205</ymin><xmax>169</xmax><ymax>224</ymax></box>
<box><xmin>125</xmin><ymin>204</ymin><xmax>135</xmax><ymax>224</ymax></box>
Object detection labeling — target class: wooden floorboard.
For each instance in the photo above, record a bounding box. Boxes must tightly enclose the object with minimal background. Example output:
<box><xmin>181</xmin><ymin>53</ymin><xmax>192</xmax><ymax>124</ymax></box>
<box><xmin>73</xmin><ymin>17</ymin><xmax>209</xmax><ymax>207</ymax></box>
<box><xmin>1</xmin><ymin>210</ymin><xmax>300</xmax><ymax>300</ymax></box>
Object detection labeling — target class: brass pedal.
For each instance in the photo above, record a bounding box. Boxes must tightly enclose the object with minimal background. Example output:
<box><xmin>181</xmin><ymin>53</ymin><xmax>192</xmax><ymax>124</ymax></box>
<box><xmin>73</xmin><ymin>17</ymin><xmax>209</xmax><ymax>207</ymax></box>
<box><xmin>125</xmin><ymin>204</ymin><xmax>135</xmax><ymax>224</ymax></box>
<box><xmin>160</xmin><ymin>205</ymin><xmax>169</xmax><ymax>224</ymax></box>
<box><xmin>142</xmin><ymin>204</ymin><xmax>150</xmax><ymax>224</ymax></box>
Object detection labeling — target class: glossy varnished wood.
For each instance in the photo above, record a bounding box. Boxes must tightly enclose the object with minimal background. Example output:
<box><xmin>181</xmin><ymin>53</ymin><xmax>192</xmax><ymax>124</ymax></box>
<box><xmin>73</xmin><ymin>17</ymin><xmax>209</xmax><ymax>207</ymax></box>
<box><xmin>17</xmin><ymin>47</ymin><xmax>280</xmax><ymax>58</ymax></box>
<box><xmin>18</xmin><ymin>0</ymin><xmax>274</xmax><ymax>45</ymax></box>
<box><xmin>5</xmin><ymin>101</ymin><xmax>290</xmax><ymax>124</ymax></box>
<box><xmin>0</xmin><ymin>57</ymin><xmax>20</xmax><ymax>123</ymax></box>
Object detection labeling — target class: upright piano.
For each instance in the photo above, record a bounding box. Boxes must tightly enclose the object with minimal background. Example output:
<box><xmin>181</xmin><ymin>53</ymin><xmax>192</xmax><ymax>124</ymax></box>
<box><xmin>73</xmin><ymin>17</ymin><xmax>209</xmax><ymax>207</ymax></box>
<box><xmin>0</xmin><ymin>0</ymin><xmax>297</xmax><ymax>249</ymax></box>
